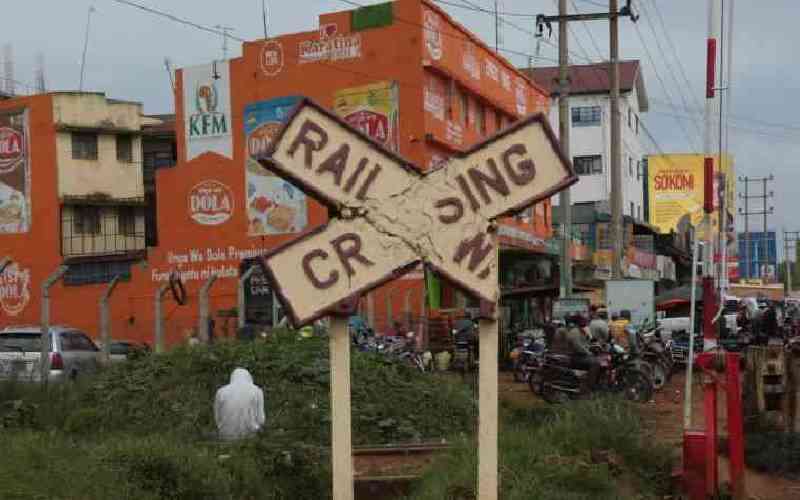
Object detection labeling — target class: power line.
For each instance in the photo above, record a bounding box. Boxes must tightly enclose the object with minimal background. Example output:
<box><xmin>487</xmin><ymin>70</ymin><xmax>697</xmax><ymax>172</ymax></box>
<box><xmin>106</xmin><ymin>0</ymin><xmax>246</xmax><ymax>42</ymax></box>
<box><xmin>631</xmin><ymin>21</ymin><xmax>701</xmax><ymax>153</ymax></box>
<box><xmin>636</xmin><ymin>0</ymin><xmax>705</xmax><ymax>144</ymax></box>
<box><xmin>640</xmin><ymin>0</ymin><xmax>705</xmax><ymax>119</ymax></box>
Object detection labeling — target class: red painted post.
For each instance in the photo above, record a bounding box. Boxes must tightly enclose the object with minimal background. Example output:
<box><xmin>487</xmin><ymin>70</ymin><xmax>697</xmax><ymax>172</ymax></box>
<box><xmin>726</xmin><ymin>352</ymin><xmax>746</xmax><ymax>499</ymax></box>
<box><xmin>706</xmin><ymin>38</ymin><xmax>717</xmax><ymax>98</ymax></box>
<box><xmin>704</xmin><ymin>374</ymin><xmax>719</xmax><ymax>497</ymax></box>
<box><xmin>683</xmin><ymin>431</ymin><xmax>708</xmax><ymax>500</ymax></box>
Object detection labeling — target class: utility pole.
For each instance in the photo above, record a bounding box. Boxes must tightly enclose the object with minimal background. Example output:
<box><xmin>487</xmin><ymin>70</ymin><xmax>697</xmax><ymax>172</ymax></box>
<box><xmin>784</xmin><ymin>231</ymin><xmax>800</xmax><ymax>294</ymax></box>
<box><xmin>557</xmin><ymin>0</ymin><xmax>571</xmax><ymax>298</ymax></box>
<box><xmin>738</xmin><ymin>175</ymin><xmax>774</xmax><ymax>280</ymax></box>
<box><xmin>537</xmin><ymin>0</ymin><xmax>637</xmax><ymax>291</ymax></box>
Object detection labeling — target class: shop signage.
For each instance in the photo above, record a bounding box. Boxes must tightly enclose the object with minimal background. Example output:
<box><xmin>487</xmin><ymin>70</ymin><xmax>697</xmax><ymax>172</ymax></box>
<box><xmin>0</xmin><ymin>262</ymin><xmax>31</xmax><ymax>317</ymax></box>
<box><xmin>260</xmin><ymin>40</ymin><xmax>284</xmax><ymax>77</ymax></box>
<box><xmin>244</xmin><ymin>97</ymin><xmax>308</xmax><ymax>235</ymax></box>
<box><xmin>423</xmin><ymin>9</ymin><xmax>443</xmax><ymax>60</ymax></box>
<box><xmin>183</xmin><ymin>62</ymin><xmax>232</xmax><ymax>161</ymax></box>
<box><xmin>257</xmin><ymin>98</ymin><xmax>575</xmax><ymax>325</ymax></box>
<box><xmin>333</xmin><ymin>81</ymin><xmax>400</xmax><ymax>152</ymax></box>
<box><xmin>0</xmin><ymin>127</ymin><xmax>24</xmax><ymax>173</ymax></box>
<box><xmin>0</xmin><ymin>110</ymin><xmax>30</xmax><ymax>234</ymax></box>
<box><xmin>188</xmin><ymin>180</ymin><xmax>234</xmax><ymax>225</ymax></box>
<box><xmin>298</xmin><ymin>26</ymin><xmax>361</xmax><ymax>64</ymax></box>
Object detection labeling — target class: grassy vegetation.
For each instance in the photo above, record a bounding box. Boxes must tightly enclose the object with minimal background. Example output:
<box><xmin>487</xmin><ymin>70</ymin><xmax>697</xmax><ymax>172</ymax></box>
<box><xmin>744</xmin><ymin>431</ymin><xmax>800</xmax><ymax>479</ymax></box>
<box><xmin>406</xmin><ymin>399</ymin><xmax>674</xmax><ymax>500</ymax></box>
<box><xmin>0</xmin><ymin>330</ymin><xmax>673</xmax><ymax>499</ymax></box>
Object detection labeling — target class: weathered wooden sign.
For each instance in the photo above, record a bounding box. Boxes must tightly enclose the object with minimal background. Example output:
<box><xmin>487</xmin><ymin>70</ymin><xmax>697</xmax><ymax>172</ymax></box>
<box><xmin>258</xmin><ymin>98</ymin><xmax>576</xmax><ymax>326</ymax></box>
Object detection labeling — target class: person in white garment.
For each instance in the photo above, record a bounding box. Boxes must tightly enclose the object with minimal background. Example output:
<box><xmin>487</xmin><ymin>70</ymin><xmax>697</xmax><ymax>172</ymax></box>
<box><xmin>214</xmin><ymin>368</ymin><xmax>266</xmax><ymax>441</ymax></box>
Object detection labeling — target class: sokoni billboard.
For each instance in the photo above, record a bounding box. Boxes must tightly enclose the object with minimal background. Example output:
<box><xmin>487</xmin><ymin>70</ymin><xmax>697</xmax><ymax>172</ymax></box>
<box><xmin>256</xmin><ymin>98</ymin><xmax>576</xmax><ymax>326</ymax></box>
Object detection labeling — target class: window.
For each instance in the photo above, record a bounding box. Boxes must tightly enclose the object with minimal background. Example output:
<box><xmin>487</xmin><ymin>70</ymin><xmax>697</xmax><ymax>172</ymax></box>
<box><xmin>630</xmin><ymin>202</ymin><xmax>635</xmax><ymax>217</ymax></box>
<box><xmin>635</xmin><ymin>114</ymin><xmax>639</xmax><ymax>135</ymax></box>
<box><xmin>571</xmin><ymin>106</ymin><xmax>601</xmax><ymax>127</ymax></box>
<box><xmin>116</xmin><ymin>134</ymin><xmax>133</xmax><ymax>162</ymax></box>
<box><xmin>495</xmin><ymin>110</ymin><xmax>502</xmax><ymax>131</ymax></box>
<box><xmin>637</xmin><ymin>205</ymin><xmax>642</xmax><ymax>220</ymax></box>
<box><xmin>73</xmin><ymin>206</ymin><xmax>101</xmax><ymax>235</ymax></box>
<box><xmin>64</xmin><ymin>260</ymin><xmax>133</xmax><ymax>286</ymax></box>
<box><xmin>62</xmin><ymin>332</ymin><xmax>98</xmax><ymax>352</ymax></box>
<box><xmin>118</xmin><ymin>206</ymin><xmax>137</xmax><ymax>236</ymax></box>
<box><xmin>457</xmin><ymin>87</ymin><xmax>467</xmax><ymax>125</ymax></box>
<box><xmin>71</xmin><ymin>133</ymin><xmax>98</xmax><ymax>160</ymax></box>
<box><xmin>573</xmin><ymin>155</ymin><xmax>602</xmax><ymax>176</ymax></box>
<box><xmin>477</xmin><ymin>104</ymin><xmax>486</xmax><ymax>136</ymax></box>
<box><xmin>628</xmin><ymin>107</ymin><xmax>632</xmax><ymax>128</ymax></box>
<box><xmin>628</xmin><ymin>157</ymin><xmax>633</xmax><ymax>177</ymax></box>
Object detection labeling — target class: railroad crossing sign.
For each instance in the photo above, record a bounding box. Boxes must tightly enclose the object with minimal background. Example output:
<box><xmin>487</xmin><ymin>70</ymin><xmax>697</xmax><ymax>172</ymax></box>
<box><xmin>258</xmin><ymin>98</ymin><xmax>576</xmax><ymax>326</ymax></box>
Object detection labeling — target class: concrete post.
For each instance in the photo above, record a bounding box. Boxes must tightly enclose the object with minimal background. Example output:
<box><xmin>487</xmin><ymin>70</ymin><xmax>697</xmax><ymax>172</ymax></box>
<box><xmin>153</xmin><ymin>284</ymin><xmax>170</xmax><ymax>353</ymax></box>
<box><xmin>99</xmin><ymin>276</ymin><xmax>121</xmax><ymax>362</ymax></box>
<box><xmin>40</xmin><ymin>265</ymin><xmax>68</xmax><ymax>384</ymax></box>
<box><xmin>238</xmin><ymin>266</ymin><xmax>258</xmax><ymax>330</ymax></box>
<box><xmin>198</xmin><ymin>274</ymin><xmax>219</xmax><ymax>343</ymax></box>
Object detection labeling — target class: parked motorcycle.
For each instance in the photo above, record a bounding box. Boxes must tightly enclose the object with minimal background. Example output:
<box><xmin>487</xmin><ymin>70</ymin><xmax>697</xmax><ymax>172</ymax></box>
<box><xmin>451</xmin><ymin>318</ymin><xmax>477</xmax><ymax>373</ymax></box>
<box><xmin>537</xmin><ymin>341</ymin><xmax>654</xmax><ymax>404</ymax></box>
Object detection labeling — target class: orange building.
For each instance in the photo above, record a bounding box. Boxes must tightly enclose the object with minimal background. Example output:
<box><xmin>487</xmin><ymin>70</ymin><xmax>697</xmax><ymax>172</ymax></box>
<box><xmin>0</xmin><ymin>0</ymin><xmax>556</xmax><ymax>348</ymax></box>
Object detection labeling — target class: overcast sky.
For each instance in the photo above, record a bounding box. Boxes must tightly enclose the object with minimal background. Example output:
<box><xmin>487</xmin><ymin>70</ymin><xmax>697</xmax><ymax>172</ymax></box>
<box><xmin>5</xmin><ymin>0</ymin><xmax>798</xmax><ymax>252</ymax></box>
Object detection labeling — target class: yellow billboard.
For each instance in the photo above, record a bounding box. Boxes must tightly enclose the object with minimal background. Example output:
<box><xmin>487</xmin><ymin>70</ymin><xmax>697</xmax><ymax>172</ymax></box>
<box><xmin>648</xmin><ymin>154</ymin><xmax>734</xmax><ymax>239</ymax></box>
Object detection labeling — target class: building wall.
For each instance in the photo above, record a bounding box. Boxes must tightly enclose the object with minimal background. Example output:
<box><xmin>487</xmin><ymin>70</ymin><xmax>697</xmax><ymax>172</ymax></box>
<box><xmin>549</xmin><ymin>88</ymin><xmax>646</xmax><ymax>218</ymax></box>
<box><xmin>1</xmin><ymin>0</ymin><xmax>553</xmax><ymax>343</ymax></box>
<box><xmin>53</xmin><ymin>94</ymin><xmax>144</xmax><ymax>200</ymax></box>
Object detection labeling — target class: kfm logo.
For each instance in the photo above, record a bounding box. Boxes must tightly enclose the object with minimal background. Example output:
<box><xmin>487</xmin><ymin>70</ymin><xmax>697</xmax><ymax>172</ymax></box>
<box><xmin>188</xmin><ymin>180</ymin><xmax>234</xmax><ymax>226</ymax></box>
<box><xmin>0</xmin><ymin>262</ymin><xmax>31</xmax><ymax>317</ymax></box>
<box><xmin>189</xmin><ymin>81</ymin><xmax>227</xmax><ymax>138</ymax></box>
<box><xmin>0</xmin><ymin>127</ymin><xmax>24</xmax><ymax>174</ymax></box>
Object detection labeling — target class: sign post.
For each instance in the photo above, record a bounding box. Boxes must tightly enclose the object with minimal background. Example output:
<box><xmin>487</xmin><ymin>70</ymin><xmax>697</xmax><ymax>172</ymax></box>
<box><xmin>256</xmin><ymin>98</ymin><xmax>576</xmax><ymax>498</ymax></box>
<box><xmin>329</xmin><ymin>316</ymin><xmax>354</xmax><ymax>500</ymax></box>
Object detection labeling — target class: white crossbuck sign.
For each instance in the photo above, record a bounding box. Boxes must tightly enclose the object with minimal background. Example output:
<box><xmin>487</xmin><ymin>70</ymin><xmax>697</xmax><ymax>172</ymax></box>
<box><xmin>258</xmin><ymin>99</ymin><xmax>576</xmax><ymax>326</ymax></box>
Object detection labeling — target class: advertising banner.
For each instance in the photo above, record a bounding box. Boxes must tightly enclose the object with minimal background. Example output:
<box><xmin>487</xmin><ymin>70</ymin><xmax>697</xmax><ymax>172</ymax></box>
<box><xmin>333</xmin><ymin>81</ymin><xmax>400</xmax><ymax>152</ymax></box>
<box><xmin>648</xmin><ymin>154</ymin><xmax>735</xmax><ymax>241</ymax></box>
<box><xmin>183</xmin><ymin>62</ymin><xmax>232</xmax><ymax>161</ymax></box>
<box><xmin>244</xmin><ymin>96</ymin><xmax>308</xmax><ymax>236</ymax></box>
<box><xmin>0</xmin><ymin>110</ymin><xmax>30</xmax><ymax>234</ymax></box>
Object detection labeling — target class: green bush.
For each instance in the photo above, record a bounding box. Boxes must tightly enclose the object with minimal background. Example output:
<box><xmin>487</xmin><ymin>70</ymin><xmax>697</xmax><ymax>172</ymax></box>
<box><xmin>407</xmin><ymin>398</ymin><xmax>673</xmax><ymax>500</ymax></box>
<box><xmin>745</xmin><ymin>431</ymin><xmax>800</xmax><ymax>478</ymax></box>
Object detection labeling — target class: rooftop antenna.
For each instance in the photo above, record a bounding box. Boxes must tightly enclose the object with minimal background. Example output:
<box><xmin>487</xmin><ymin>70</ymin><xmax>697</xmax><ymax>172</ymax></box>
<box><xmin>3</xmin><ymin>44</ymin><xmax>14</xmax><ymax>95</ymax></box>
<box><xmin>34</xmin><ymin>51</ymin><xmax>46</xmax><ymax>93</ymax></box>
<box><xmin>261</xmin><ymin>0</ymin><xmax>268</xmax><ymax>39</ymax></box>
<box><xmin>79</xmin><ymin>6</ymin><xmax>96</xmax><ymax>92</ymax></box>
<box><xmin>214</xmin><ymin>25</ymin><xmax>235</xmax><ymax>60</ymax></box>
<box><xmin>164</xmin><ymin>57</ymin><xmax>175</xmax><ymax>92</ymax></box>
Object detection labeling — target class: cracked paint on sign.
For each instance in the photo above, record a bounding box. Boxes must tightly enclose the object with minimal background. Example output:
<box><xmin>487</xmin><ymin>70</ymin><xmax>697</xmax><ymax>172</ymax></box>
<box><xmin>259</xmin><ymin>99</ymin><xmax>576</xmax><ymax>326</ymax></box>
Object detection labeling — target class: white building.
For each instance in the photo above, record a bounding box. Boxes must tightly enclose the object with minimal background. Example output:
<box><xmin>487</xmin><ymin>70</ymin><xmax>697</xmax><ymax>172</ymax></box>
<box><xmin>523</xmin><ymin>61</ymin><xmax>650</xmax><ymax>221</ymax></box>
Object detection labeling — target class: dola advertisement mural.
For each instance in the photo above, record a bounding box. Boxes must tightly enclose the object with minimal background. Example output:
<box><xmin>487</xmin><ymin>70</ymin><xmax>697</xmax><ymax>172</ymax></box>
<box><xmin>243</xmin><ymin>96</ymin><xmax>308</xmax><ymax>236</ymax></box>
<box><xmin>0</xmin><ymin>110</ymin><xmax>30</xmax><ymax>234</ymax></box>
<box><xmin>333</xmin><ymin>81</ymin><xmax>399</xmax><ymax>152</ymax></box>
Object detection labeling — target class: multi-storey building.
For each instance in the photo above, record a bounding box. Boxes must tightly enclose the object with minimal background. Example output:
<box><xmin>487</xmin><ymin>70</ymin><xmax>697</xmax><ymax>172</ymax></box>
<box><xmin>523</xmin><ymin>61</ymin><xmax>649</xmax><ymax>220</ymax></box>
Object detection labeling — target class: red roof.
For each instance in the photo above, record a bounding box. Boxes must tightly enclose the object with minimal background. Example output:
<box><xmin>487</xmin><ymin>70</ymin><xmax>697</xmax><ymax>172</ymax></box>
<box><xmin>521</xmin><ymin>60</ymin><xmax>643</xmax><ymax>99</ymax></box>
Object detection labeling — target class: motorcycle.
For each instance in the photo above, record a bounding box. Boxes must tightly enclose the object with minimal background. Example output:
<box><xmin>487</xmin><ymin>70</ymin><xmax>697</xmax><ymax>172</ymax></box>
<box><xmin>511</xmin><ymin>329</ymin><xmax>545</xmax><ymax>383</ymax></box>
<box><xmin>633</xmin><ymin>323</ymin><xmax>673</xmax><ymax>391</ymax></box>
<box><xmin>537</xmin><ymin>340</ymin><xmax>654</xmax><ymax>404</ymax></box>
<box><xmin>451</xmin><ymin>318</ymin><xmax>477</xmax><ymax>373</ymax></box>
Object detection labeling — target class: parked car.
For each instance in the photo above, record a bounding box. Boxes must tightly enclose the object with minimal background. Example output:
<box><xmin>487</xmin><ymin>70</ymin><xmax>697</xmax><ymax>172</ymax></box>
<box><xmin>96</xmin><ymin>340</ymin><xmax>151</xmax><ymax>363</ymax></box>
<box><xmin>0</xmin><ymin>326</ymin><xmax>101</xmax><ymax>382</ymax></box>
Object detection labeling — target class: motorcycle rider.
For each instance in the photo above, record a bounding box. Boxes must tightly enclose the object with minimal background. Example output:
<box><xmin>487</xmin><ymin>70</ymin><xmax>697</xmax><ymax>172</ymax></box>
<box><xmin>553</xmin><ymin>314</ymin><xmax>600</xmax><ymax>391</ymax></box>
<box><xmin>589</xmin><ymin>309</ymin><xmax>610</xmax><ymax>345</ymax></box>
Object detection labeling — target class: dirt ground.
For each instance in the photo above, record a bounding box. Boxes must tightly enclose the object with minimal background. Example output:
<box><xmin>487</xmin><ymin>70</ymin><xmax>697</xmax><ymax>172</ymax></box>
<box><xmin>498</xmin><ymin>368</ymin><xmax>800</xmax><ymax>500</ymax></box>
